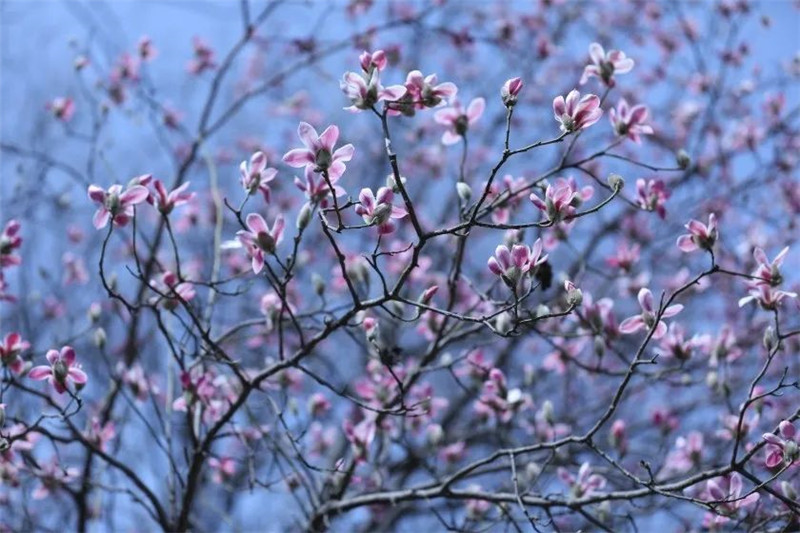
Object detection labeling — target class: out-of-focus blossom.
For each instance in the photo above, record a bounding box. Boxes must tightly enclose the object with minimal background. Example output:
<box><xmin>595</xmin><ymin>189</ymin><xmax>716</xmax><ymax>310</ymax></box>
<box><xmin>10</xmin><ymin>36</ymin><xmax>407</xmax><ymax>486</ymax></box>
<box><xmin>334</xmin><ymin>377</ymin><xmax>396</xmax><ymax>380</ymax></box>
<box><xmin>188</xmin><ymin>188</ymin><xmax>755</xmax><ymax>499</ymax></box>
<box><xmin>294</xmin><ymin>166</ymin><xmax>345</xmax><ymax>208</ymax></box>
<box><xmin>0</xmin><ymin>220</ymin><xmax>22</xmax><ymax>268</ymax></box>
<box><xmin>558</xmin><ymin>462</ymin><xmax>606</xmax><ymax>498</ymax></box>
<box><xmin>530</xmin><ymin>178</ymin><xmax>593</xmax><ymax>223</ymax></box>
<box><xmin>28</xmin><ymin>346</ymin><xmax>88</xmax><ymax>394</ymax></box>
<box><xmin>738</xmin><ymin>284</ymin><xmax>797</xmax><ymax>310</ymax></box>
<box><xmin>343</xmin><ymin>417</ymin><xmax>376</xmax><ymax>463</ymax></box>
<box><xmin>580</xmin><ymin>42</ymin><xmax>634</xmax><ymax>86</ymax></box>
<box><xmin>433</xmin><ymin>98</ymin><xmax>485</xmax><ymax>145</ymax></box>
<box><xmin>151</xmin><ymin>271</ymin><xmax>196</xmax><ymax>310</ymax></box>
<box><xmin>62</xmin><ymin>252</ymin><xmax>89</xmax><ymax>286</ymax></box>
<box><xmin>188</xmin><ymin>36</ymin><xmax>216</xmax><ymax>74</ymax></box>
<box><xmin>236</xmin><ymin>213</ymin><xmax>285</xmax><ymax>274</ymax></box>
<box><xmin>282</xmin><ymin>122</ymin><xmax>355</xmax><ymax>181</ymax></box>
<box><xmin>46</xmin><ymin>97</ymin><xmax>75</xmax><ymax>122</ymax></box>
<box><xmin>553</xmin><ymin>90</ymin><xmax>602</xmax><ymax>133</ymax></box>
<box><xmin>87</xmin><ymin>183</ymin><xmax>149</xmax><ymax>229</ymax></box>
<box><xmin>354</xmin><ymin>187</ymin><xmax>407</xmax><ymax>235</ymax></box>
<box><xmin>0</xmin><ymin>333</ymin><xmax>28</xmax><ymax>374</ymax></box>
<box><xmin>677</xmin><ymin>213</ymin><xmax>718</xmax><ymax>253</ymax></box>
<box><xmin>701</xmin><ymin>473</ymin><xmax>759</xmax><ymax>526</ymax></box>
<box><xmin>609</xmin><ymin>99</ymin><xmax>653</xmax><ymax>143</ymax></box>
<box><xmin>619</xmin><ymin>288</ymin><xmax>683</xmax><ymax>339</ymax></box>
<box><xmin>137</xmin><ymin>35</ymin><xmax>157</xmax><ymax>61</ymax></box>
<box><xmin>240</xmin><ymin>151</ymin><xmax>278</xmax><ymax>202</ymax></box>
<box><xmin>208</xmin><ymin>457</ymin><xmax>236</xmax><ymax>484</ymax></box>
<box><xmin>635</xmin><ymin>178</ymin><xmax>670</xmax><ymax>219</ymax></box>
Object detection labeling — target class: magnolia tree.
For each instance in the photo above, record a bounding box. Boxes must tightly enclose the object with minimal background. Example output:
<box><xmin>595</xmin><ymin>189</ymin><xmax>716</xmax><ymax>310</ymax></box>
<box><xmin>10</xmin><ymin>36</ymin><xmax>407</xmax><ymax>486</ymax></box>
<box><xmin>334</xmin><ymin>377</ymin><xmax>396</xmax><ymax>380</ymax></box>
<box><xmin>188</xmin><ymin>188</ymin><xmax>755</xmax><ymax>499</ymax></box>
<box><xmin>1</xmin><ymin>1</ymin><xmax>799</xmax><ymax>531</ymax></box>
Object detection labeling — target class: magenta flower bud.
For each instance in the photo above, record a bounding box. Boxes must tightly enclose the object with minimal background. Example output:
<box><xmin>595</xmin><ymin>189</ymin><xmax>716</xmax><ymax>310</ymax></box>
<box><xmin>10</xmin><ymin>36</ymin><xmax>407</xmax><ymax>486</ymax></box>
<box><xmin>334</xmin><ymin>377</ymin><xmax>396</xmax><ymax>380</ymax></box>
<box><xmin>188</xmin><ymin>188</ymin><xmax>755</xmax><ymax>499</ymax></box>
<box><xmin>501</xmin><ymin>77</ymin><xmax>523</xmax><ymax>106</ymax></box>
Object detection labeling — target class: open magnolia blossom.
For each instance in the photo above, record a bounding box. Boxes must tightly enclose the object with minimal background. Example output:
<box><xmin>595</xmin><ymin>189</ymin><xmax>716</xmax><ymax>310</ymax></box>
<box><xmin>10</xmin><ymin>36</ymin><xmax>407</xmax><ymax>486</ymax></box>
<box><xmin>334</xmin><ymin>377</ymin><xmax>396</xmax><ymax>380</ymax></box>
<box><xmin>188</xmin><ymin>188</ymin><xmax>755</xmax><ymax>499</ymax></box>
<box><xmin>619</xmin><ymin>288</ymin><xmax>683</xmax><ymax>339</ymax></box>
<box><xmin>553</xmin><ymin>89</ymin><xmax>603</xmax><ymax>132</ymax></box>
<box><xmin>28</xmin><ymin>346</ymin><xmax>88</xmax><ymax>394</ymax></box>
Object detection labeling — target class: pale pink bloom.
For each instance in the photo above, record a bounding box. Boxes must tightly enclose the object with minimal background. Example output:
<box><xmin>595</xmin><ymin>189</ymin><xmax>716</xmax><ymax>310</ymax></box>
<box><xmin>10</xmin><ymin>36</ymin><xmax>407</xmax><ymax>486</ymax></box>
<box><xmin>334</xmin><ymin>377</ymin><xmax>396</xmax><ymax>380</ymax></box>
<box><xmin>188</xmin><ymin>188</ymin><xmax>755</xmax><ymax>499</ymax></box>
<box><xmin>752</xmin><ymin>246</ymin><xmax>789</xmax><ymax>286</ymax></box>
<box><xmin>137</xmin><ymin>35</ymin><xmax>157</xmax><ymax>61</ymax></box>
<box><xmin>402</xmin><ymin>70</ymin><xmax>457</xmax><ymax>110</ymax></box>
<box><xmin>464</xmin><ymin>485</ymin><xmax>492</xmax><ymax>519</ymax></box>
<box><xmin>665</xmin><ymin>431</ymin><xmax>704</xmax><ymax>472</ymax></box>
<box><xmin>208</xmin><ymin>457</ymin><xmax>236</xmax><ymax>484</ymax></box>
<box><xmin>112</xmin><ymin>53</ymin><xmax>140</xmax><ymax>82</ymax></box>
<box><xmin>558</xmin><ymin>462</ymin><xmax>606</xmax><ymax>498</ymax></box>
<box><xmin>28</xmin><ymin>346</ymin><xmax>88</xmax><ymax>394</ymax></box>
<box><xmin>240</xmin><ymin>151</ymin><xmax>278</xmax><ymax>202</ymax></box>
<box><xmin>762</xmin><ymin>420</ymin><xmax>800</xmax><ymax>468</ymax></box>
<box><xmin>282</xmin><ymin>122</ymin><xmax>355</xmax><ymax>181</ymax></box>
<box><xmin>46</xmin><ymin>97</ymin><xmax>75</xmax><ymax>122</ymax></box>
<box><xmin>578</xmin><ymin>292</ymin><xmax>618</xmax><ymax>340</ymax></box>
<box><xmin>86</xmin><ymin>417</ymin><xmax>116</xmax><ymax>452</ymax></box>
<box><xmin>188</xmin><ymin>36</ymin><xmax>216</xmax><ymax>74</ymax></box>
<box><xmin>618</xmin><ymin>288</ymin><xmax>683</xmax><ymax>339</ymax></box>
<box><xmin>580</xmin><ymin>42</ymin><xmax>635</xmax><ymax>87</ymax></box>
<box><xmin>552</xmin><ymin>89</ymin><xmax>602</xmax><ymax>132</ymax></box>
<box><xmin>609</xmin><ymin>99</ymin><xmax>653</xmax><ymax>143</ymax></box>
<box><xmin>635</xmin><ymin>178</ymin><xmax>670</xmax><ymax>219</ymax></box>
<box><xmin>606</xmin><ymin>241</ymin><xmax>640</xmax><ymax>271</ymax></box>
<box><xmin>343</xmin><ymin>417</ymin><xmax>376</xmax><ymax>463</ymax></box>
<box><xmin>236</xmin><ymin>213</ymin><xmax>285</xmax><ymax>274</ymax></box>
<box><xmin>0</xmin><ymin>332</ymin><xmax>29</xmax><ymax>374</ymax></box>
<box><xmin>295</xmin><ymin>166</ymin><xmax>345</xmax><ymax>208</ymax></box>
<box><xmin>0</xmin><ymin>219</ymin><xmax>22</xmax><ymax>268</ymax></box>
<box><xmin>359</xmin><ymin>50</ymin><xmax>386</xmax><ymax>73</ymax></box>
<box><xmin>87</xmin><ymin>183</ymin><xmax>149</xmax><ymax>229</ymax></box>
<box><xmin>500</xmin><ymin>77</ymin><xmax>523</xmax><ymax>106</ymax></box>
<box><xmin>530</xmin><ymin>178</ymin><xmax>593</xmax><ymax>222</ymax></box>
<box><xmin>354</xmin><ymin>187</ymin><xmax>407</xmax><ymax>235</ymax></box>
<box><xmin>151</xmin><ymin>271</ymin><xmax>195</xmax><ymax>310</ymax></box>
<box><xmin>658</xmin><ymin>323</ymin><xmax>708</xmax><ymax>360</ymax></box>
<box><xmin>62</xmin><ymin>252</ymin><xmax>89</xmax><ymax>286</ymax></box>
<box><xmin>308</xmin><ymin>393</ymin><xmax>331</xmax><ymax>417</ymax></box>
<box><xmin>738</xmin><ymin>283</ymin><xmax>797</xmax><ymax>310</ymax></box>
<box><xmin>31</xmin><ymin>460</ymin><xmax>79</xmax><ymax>500</ymax></box>
<box><xmin>487</xmin><ymin>239</ymin><xmax>547</xmax><ymax>288</ymax></box>
<box><xmin>701</xmin><ymin>473</ymin><xmax>759</xmax><ymax>525</ymax></box>
<box><xmin>433</xmin><ymin>98</ymin><xmax>485</xmax><ymax>145</ymax></box>
<box><xmin>340</xmin><ymin>69</ymin><xmax>406</xmax><ymax>112</ymax></box>
<box><xmin>677</xmin><ymin>213</ymin><xmax>718</xmax><ymax>253</ymax></box>
<box><xmin>149</xmin><ymin>180</ymin><xmax>194</xmax><ymax>215</ymax></box>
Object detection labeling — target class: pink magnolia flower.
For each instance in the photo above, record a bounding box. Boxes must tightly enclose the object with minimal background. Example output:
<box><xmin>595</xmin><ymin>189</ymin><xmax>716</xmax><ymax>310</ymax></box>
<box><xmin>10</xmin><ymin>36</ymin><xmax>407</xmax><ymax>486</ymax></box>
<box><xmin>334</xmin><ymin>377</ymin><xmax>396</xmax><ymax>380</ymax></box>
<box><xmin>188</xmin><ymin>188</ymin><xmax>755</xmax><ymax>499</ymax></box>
<box><xmin>433</xmin><ymin>97</ymin><xmax>485</xmax><ymax>145</ymax></box>
<box><xmin>282</xmin><ymin>122</ymin><xmax>355</xmax><ymax>181</ymax></box>
<box><xmin>188</xmin><ymin>36</ymin><xmax>216</xmax><ymax>74</ymax></box>
<box><xmin>87</xmin><ymin>183</ymin><xmax>149</xmax><ymax>229</ymax></box>
<box><xmin>401</xmin><ymin>70</ymin><xmax>457</xmax><ymax>111</ymax></box>
<box><xmin>149</xmin><ymin>180</ymin><xmax>194</xmax><ymax>215</ymax></box>
<box><xmin>359</xmin><ymin>50</ymin><xmax>387</xmax><ymax>73</ymax></box>
<box><xmin>619</xmin><ymin>288</ymin><xmax>683</xmax><ymax>339</ymax></box>
<box><xmin>31</xmin><ymin>460</ymin><xmax>79</xmax><ymax>500</ymax></box>
<box><xmin>701</xmin><ymin>473</ymin><xmax>759</xmax><ymax>525</ymax></box>
<box><xmin>609</xmin><ymin>99</ymin><xmax>653</xmax><ymax>143</ymax></box>
<box><xmin>62</xmin><ymin>252</ymin><xmax>89</xmax><ymax>286</ymax></box>
<box><xmin>340</xmin><ymin>66</ymin><xmax>406</xmax><ymax>112</ymax></box>
<box><xmin>236</xmin><ymin>213</ymin><xmax>285</xmax><ymax>274</ymax></box>
<box><xmin>240</xmin><ymin>151</ymin><xmax>278</xmax><ymax>202</ymax></box>
<box><xmin>752</xmin><ymin>246</ymin><xmax>789</xmax><ymax>286</ymax></box>
<box><xmin>606</xmin><ymin>241</ymin><xmax>640</xmax><ymax>272</ymax></box>
<box><xmin>46</xmin><ymin>97</ymin><xmax>75</xmax><ymax>122</ymax></box>
<box><xmin>552</xmin><ymin>89</ymin><xmax>603</xmax><ymax>133</ymax></box>
<box><xmin>86</xmin><ymin>417</ymin><xmax>116</xmax><ymax>452</ymax></box>
<box><xmin>343</xmin><ymin>417</ymin><xmax>376</xmax><ymax>463</ymax></box>
<box><xmin>658</xmin><ymin>323</ymin><xmax>708</xmax><ymax>361</ymax></box>
<box><xmin>294</xmin><ymin>166</ymin><xmax>345</xmax><ymax>208</ymax></box>
<box><xmin>677</xmin><ymin>213</ymin><xmax>718</xmax><ymax>253</ymax></box>
<box><xmin>0</xmin><ymin>332</ymin><xmax>29</xmax><ymax>374</ymax></box>
<box><xmin>558</xmin><ymin>462</ymin><xmax>607</xmax><ymax>498</ymax></box>
<box><xmin>665</xmin><ymin>431</ymin><xmax>704</xmax><ymax>472</ymax></box>
<box><xmin>500</xmin><ymin>76</ymin><xmax>523</xmax><ymax>107</ymax></box>
<box><xmin>530</xmin><ymin>178</ymin><xmax>594</xmax><ymax>223</ymax></box>
<box><xmin>635</xmin><ymin>178</ymin><xmax>670</xmax><ymax>219</ymax></box>
<box><xmin>151</xmin><ymin>271</ymin><xmax>196</xmax><ymax>310</ymax></box>
<box><xmin>738</xmin><ymin>283</ymin><xmax>797</xmax><ymax>310</ymax></box>
<box><xmin>487</xmin><ymin>239</ymin><xmax>547</xmax><ymax>288</ymax></box>
<box><xmin>762</xmin><ymin>420</ymin><xmax>799</xmax><ymax>467</ymax></box>
<box><xmin>29</xmin><ymin>346</ymin><xmax>88</xmax><ymax>394</ymax></box>
<box><xmin>208</xmin><ymin>457</ymin><xmax>236</xmax><ymax>484</ymax></box>
<box><xmin>0</xmin><ymin>219</ymin><xmax>22</xmax><ymax>268</ymax></box>
<box><xmin>354</xmin><ymin>187</ymin><xmax>407</xmax><ymax>235</ymax></box>
<box><xmin>580</xmin><ymin>42</ymin><xmax>635</xmax><ymax>87</ymax></box>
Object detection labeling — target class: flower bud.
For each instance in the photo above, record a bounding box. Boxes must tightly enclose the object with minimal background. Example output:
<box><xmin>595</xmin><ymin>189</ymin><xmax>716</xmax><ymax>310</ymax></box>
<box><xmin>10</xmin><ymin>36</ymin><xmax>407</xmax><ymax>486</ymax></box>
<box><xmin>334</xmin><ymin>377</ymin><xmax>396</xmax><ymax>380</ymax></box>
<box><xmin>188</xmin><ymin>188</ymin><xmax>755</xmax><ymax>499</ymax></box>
<box><xmin>607</xmin><ymin>173</ymin><xmax>625</xmax><ymax>190</ymax></box>
<box><xmin>427</xmin><ymin>424</ymin><xmax>444</xmax><ymax>446</ymax></box>
<box><xmin>456</xmin><ymin>182</ymin><xmax>472</xmax><ymax>203</ymax></box>
<box><xmin>419</xmin><ymin>285</ymin><xmax>439</xmax><ymax>304</ymax></box>
<box><xmin>541</xmin><ymin>400</ymin><xmax>555</xmax><ymax>425</ymax></box>
<box><xmin>501</xmin><ymin>77</ymin><xmax>523</xmax><ymax>107</ymax></box>
<box><xmin>0</xmin><ymin>403</ymin><xmax>5</xmax><ymax>427</ymax></box>
<box><xmin>781</xmin><ymin>481</ymin><xmax>797</xmax><ymax>500</ymax></box>
<box><xmin>386</xmin><ymin>174</ymin><xmax>407</xmax><ymax>192</ymax></box>
<box><xmin>676</xmin><ymin>149</ymin><xmax>691</xmax><ymax>169</ymax></box>
<box><xmin>87</xmin><ymin>302</ymin><xmax>102</xmax><ymax>323</ymax></box>
<box><xmin>312</xmin><ymin>273</ymin><xmax>325</xmax><ymax>297</ymax></box>
<box><xmin>93</xmin><ymin>328</ymin><xmax>107</xmax><ymax>349</ymax></box>
<box><xmin>296</xmin><ymin>202</ymin><xmax>312</xmax><ymax>231</ymax></box>
<box><xmin>763</xmin><ymin>325</ymin><xmax>778</xmax><ymax>352</ymax></box>
<box><xmin>564</xmin><ymin>280</ymin><xmax>583</xmax><ymax>307</ymax></box>
<box><xmin>495</xmin><ymin>311</ymin><xmax>514</xmax><ymax>334</ymax></box>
